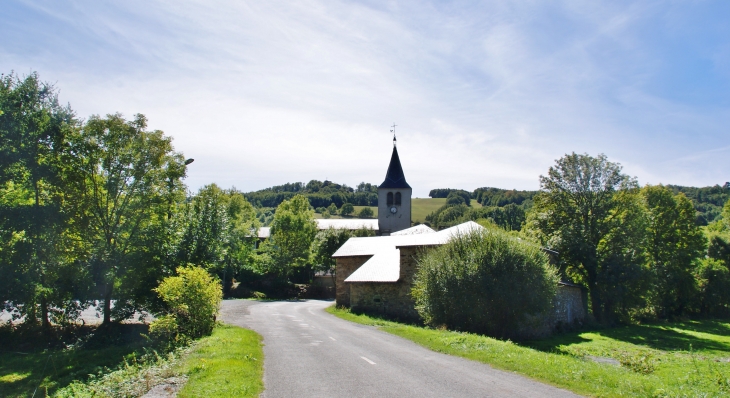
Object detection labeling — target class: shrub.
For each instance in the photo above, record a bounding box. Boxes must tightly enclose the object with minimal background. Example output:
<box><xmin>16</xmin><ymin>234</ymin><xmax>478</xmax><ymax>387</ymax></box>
<box><xmin>153</xmin><ymin>266</ymin><xmax>223</xmax><ymax>341</ymax></box>
<box><xmin>341</xmin><ymin>203</ymin><xmax>355</xmax><ymax>216</ymax></box>
<box><xmin>412</xmin><ymin>227</ymin><xmax>559</xmax><ymax>339</ymax></box>
<box><xmin>358</xmin><ymin>207</ymin><xmax>374</xmax><ymax>218</ymax></box>
<box><xmin>696</xmin><ymin>258</ymin><xmax>730</xmax><ymax>316</ymax></box>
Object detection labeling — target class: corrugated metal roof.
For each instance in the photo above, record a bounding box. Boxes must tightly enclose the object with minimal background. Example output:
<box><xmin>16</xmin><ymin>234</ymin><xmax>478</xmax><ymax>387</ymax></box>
<box><xmin>344</xmin><ymin>249</ymin><xmax>400</xmax><ymax>282</ymax></box>
<box><xmin>391</xmin><ymin>224</ymin><xmax>435</xmax><ymax>236</ymax></box>
<box><xmin>336</xmin><ymin>221</ymin><xmax>485</xmax><ymax>283</ymax></box>
<box><xmin>316</xmin><ymin>219</ymin><xmax>379</xmax><ymax>230</ymax></box>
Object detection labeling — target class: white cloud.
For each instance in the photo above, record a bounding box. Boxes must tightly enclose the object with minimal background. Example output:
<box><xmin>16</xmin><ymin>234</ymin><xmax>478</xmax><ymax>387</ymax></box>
<box><xmin>2</xmin><ymin>0</ymin><xmax>728</xmax><ymax>196</ymax></box>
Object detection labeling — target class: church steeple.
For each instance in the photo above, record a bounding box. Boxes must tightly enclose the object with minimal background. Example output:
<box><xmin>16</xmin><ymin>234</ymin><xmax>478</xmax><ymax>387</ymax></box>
<box><xmin>379</xmin><ymin>146</ymin><xmax>411</xmax><ymax>189</ymax></box>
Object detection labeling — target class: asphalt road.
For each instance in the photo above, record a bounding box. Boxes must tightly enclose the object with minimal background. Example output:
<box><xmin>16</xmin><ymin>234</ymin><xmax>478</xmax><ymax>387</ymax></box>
<box><xmin>220</xmin><ymin>299</ymin><xmax>580</xmax><ymax>398</ymax></box>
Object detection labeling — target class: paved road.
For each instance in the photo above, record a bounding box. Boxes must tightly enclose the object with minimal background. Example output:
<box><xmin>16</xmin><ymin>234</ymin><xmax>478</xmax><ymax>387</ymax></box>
<box><xmin>220</xmin><ymin>299</ymin><xmax>580</xmax><ymax>398</ymax></box>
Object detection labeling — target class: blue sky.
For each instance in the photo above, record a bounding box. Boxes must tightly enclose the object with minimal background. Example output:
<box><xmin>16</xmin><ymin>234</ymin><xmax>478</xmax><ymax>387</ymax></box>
<box><xmin>2</xmin><ymin>1</ymin><xmax>729</xmax><ymax>196</ymax></box>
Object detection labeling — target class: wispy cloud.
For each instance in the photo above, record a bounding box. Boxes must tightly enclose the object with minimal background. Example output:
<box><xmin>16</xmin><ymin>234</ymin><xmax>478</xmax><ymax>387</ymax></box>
<box><xmin>2</xmin><ymin>0</ymin><xmax>728</xmax><ymax>195</ymax></box>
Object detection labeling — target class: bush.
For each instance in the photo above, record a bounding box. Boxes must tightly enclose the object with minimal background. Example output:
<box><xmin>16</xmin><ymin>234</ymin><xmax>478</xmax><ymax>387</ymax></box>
<box><xmin>341</xmin><ymin>203</ymin><xmax>355</xmax><ymax>216</ymax></box>
<box><xmin>696</xmin><ymin>258</ymin><xmax>730</xmax><ymax>316</ymax></box>
<box><xmin>412</xmin><ymin>228</ymin><xmax>559</xmax><ymax>339</ymax></box>
<box><xmin>358</xmin><ymin>207</ymin><xmax>374</xmax><ymax>218</ymax></box>
<box><xmin>153</xmin><ymin>266</ymin><xmax>223</xmax><ymax>342</ymax></box>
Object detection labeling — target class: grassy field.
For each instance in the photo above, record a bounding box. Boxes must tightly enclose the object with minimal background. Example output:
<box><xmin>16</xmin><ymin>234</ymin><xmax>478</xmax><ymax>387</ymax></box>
<box><xmin>316</xmin><ymin>198</ymin><xmax>482</xmax><ymax>224</ymax></box>
<box><xmin>177</xmin><ymin>324</ymin><xmax>264</xmax><ymax>398</ymax></box>
<box><xmin>327</xmin><ymin>306</ymin><xmax>730</xmax><ymax>397</ymax></box>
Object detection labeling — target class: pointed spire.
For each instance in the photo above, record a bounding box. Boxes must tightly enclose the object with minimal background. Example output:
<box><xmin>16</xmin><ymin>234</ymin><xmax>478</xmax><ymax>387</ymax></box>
<box><xmin>379</xmin><ymin>145</ymin><xmax>411</xmax><ymax>189</ymax></box>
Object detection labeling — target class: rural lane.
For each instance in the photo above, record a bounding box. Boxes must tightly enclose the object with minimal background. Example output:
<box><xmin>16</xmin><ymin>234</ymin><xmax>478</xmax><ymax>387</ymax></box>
<box><xmin>219</xmin><ymin>299</ymin><xmax>580</xmax><ymax>398</ymax></box>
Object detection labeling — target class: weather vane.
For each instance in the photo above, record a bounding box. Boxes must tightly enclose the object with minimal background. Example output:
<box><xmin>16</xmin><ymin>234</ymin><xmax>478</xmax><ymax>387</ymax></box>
<box><xmin>390</xmin><ymin>123</ymin><xmax>397</xmax><ymax>147</ymax></box>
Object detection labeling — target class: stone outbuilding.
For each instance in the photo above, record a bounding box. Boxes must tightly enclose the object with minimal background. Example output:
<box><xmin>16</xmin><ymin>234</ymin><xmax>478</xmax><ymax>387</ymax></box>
<box><xmin>333</xmin><ymin>221</ymin><xmax>587</xmax><ymax>334</ymax></box>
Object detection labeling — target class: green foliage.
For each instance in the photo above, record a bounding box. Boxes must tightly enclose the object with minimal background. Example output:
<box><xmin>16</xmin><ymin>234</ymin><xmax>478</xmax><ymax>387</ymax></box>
<box><xmin>153</xmin><ymin>266</ymin><xmax>223</xmax><ymax>341</ymax></box>
<box><xmin>326</xmin><ymin>202</ymin><xmax>338</xmax><ymax>215</ymax></box>
<box><xmin>357</xmin><ymin>207</ymin><xmax>374</xmax><ymax>218</ymax></box>
<box><xmin>310</xmin><ymin>227</ymin><xmax>375</xmax><ymax>278</ymax></box>
<box><xmin>525</xmin><ymin>153</ymin><xmax>647</xmax><ymax>324</ymax></box>
<box><xmin>177</xmin><ymin>184</ymin><xmax>259</xmax><ymax>289</ymax></box>
<box><xmin>340</xmin><ymin>202</ymin><xmax>354</xmax><ymax>216</ymax></box>
<box><xmin>473</xmin><ymin>187</ymin><xmax>537</xmax><ymax>207</ymax></box>
<box><xmin>0</xmin><ymin>71</ymin><xmax>89</xmax><ymax>328</ymax></box>
<box><xmin>75</xmin><ymin>113</ymin><xmax>187</xmax><ymax>323</ymax></box>
<box><xmin>264</xmin><ymin>195</ymin><xmax>317</xmax><ymax>277</ymax></box>
<box><xmin>642</xmin><ymin>185</ymin><xmax>706</xmax><ymax>317</ymax></box>
<box><xmin>412</xmin><ymin>227</ymin><xmax>559</xmax><ymax>339</ymax></box>
<box><xmin>666</xmin><ymin>183</ymin><xmax>729</xmax><ymax>225</ymax></box>
<box><xmin>244</xmin><ymin>180</ymin><xmax>378</xmax><ymax>208</ymax></box>
<box><xmin>696</xmin><ymin>258</ymin><xmax>730</xmax><ymax>316</ymax></box>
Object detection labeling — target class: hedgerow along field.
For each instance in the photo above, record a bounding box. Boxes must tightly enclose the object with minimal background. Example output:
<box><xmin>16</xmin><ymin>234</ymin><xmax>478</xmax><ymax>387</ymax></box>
<box><xmin>328</xmin><ymin>306</ymin><xmax>730</xmax><ymax>397</ymax></box>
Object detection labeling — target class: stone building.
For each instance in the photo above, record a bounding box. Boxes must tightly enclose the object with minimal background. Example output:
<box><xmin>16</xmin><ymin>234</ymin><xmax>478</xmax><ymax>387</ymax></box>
<box><xmin>377</xmin><ymin>137</ymin><xmax>412</xmax><ymax>235</ymax></box>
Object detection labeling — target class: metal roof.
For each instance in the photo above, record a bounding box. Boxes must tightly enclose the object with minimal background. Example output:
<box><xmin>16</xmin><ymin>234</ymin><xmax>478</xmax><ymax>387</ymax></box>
<box><xmin>379</xmin><ymin>146</ymin><xmax>411</xmax><ymax>189</ymax></box>
<box><xmin>338</xmin><ymin>221</ymin><xmax>485</xmax><ymax>283</ymax></box>
<box><xmin>344</xmin><ymin>248</ymin><xmax>401</xmax><ymax>282</ymax></box>
<box><xmin>391</xmin><ymin>224</ymin><xmax>435</xmax><ymax>236</ymax></box>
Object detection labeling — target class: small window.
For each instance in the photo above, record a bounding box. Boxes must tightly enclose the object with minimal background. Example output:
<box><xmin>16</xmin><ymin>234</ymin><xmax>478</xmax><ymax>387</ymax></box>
<box><xmin>395</xmin><ymin>192</ymin><xmax>402</xmax><ymax>205</ymax></box>
<box><xmin>387</xmin><ymin>192</ymin><xmax>393</xmax><ymax>206</ymax></box>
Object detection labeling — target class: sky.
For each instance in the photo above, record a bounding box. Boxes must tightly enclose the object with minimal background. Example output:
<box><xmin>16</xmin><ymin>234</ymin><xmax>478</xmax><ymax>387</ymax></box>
<box><xmin>1</xmin><ymin>1</ymin><xmax>729</xmax><ymax>197</ymax></box>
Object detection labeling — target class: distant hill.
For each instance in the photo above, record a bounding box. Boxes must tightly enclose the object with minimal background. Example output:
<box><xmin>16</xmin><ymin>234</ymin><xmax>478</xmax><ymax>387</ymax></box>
<box><xmin>243</xmin><ymin>180</ymin><xmax>378</xmax><ymax>209</ymax></box>
<box><xmin>428</xmin><ymin>184</ymin><xmax>730</xmax><ymax>228</ymax></box>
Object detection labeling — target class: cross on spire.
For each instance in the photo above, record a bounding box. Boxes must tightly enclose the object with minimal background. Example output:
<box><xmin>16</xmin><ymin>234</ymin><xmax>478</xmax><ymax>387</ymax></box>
<box><xmin>390</xmin><ymin>123</ymin><xmax>397</xmax><ymax>147</ymax></box>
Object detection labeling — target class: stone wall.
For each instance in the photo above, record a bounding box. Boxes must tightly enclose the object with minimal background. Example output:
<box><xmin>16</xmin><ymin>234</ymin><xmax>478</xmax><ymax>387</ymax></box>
<box><xmin>335</xmin><ymin>256</ymin><xmax>370</xmax><ymax>307</ymax></box>
<box><xmin>347</xmin><ymin>246</ymin><xmax>430</xmax><ymax>320</ymax></box>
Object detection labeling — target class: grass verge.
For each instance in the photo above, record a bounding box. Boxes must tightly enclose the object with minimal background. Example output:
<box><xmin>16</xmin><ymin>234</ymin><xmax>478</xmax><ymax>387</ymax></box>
<box><xmin>327</xmin><ymin>306</ymin><xmax>730</xmax><ymax>397</ymax></box>
<box><xmin>176</xmin><ymin>324</ymin><xmax>264</xmax><ymax>398</ymax></box>
<box><xmin>1</xmin><ymin>324</ymin><xmax>264</xmax><ymax>398</ymax></box>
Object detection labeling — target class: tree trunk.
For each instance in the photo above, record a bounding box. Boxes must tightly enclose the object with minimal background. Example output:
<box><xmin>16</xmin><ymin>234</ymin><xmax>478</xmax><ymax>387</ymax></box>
<box><xmin>40</xmin><ymin>296</ymin><xmax>51</xmax><ymax>331</ymax></box>
<box><xmin>103</xmin><ymin>282</ymin><xmax>113</xmax><ymax>324</ymax></box>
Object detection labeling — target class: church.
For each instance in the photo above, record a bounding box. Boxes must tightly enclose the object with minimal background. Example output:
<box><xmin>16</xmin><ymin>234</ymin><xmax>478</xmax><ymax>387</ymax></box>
<box><xmin>332</xmin><ymin>135</ymin><xmax>587</xmax><ymax>330</ymax></box>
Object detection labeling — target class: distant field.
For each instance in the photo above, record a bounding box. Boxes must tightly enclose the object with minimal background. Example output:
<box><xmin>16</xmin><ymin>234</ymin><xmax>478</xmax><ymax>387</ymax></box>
<box><xmin>316</xmin><ymin>198</ymin><xmax>481</xmax><ymax>224</ymax></box>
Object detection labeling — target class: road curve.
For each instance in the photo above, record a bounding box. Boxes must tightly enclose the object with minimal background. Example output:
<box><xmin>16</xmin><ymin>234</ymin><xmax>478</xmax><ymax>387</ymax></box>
<box><xmin>220</xmin><ymin>299</ymin><xmax>580</xmax><ymax>398</ymax></box>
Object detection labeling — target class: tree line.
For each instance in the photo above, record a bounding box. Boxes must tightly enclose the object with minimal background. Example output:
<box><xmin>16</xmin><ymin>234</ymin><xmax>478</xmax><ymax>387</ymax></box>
<box><xmin>243</xmin><ymin>180</ymin><xmax>379</xmax><ymax>208</ymax></box>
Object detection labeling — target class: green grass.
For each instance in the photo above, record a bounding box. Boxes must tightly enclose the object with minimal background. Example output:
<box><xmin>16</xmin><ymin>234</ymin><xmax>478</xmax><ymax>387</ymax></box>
<box><xmin>0</xmin><ymin>325</ymin><xmax>150</xmax><ymax>397</ymax></box>
<box><xmin>176</xmin><ymin>324</ymin><xmax>264</xmax><ymax>398</ymax></box>
<box><xmin>327</xmin><ymin>306</ymin><xmax>730</xmax><ymax>397</ymax></box>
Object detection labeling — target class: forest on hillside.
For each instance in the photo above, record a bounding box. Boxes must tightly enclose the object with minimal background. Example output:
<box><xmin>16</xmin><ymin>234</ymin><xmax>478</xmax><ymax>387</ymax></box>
<box><xmin>427</xmin><ymin>184</ymin><xmax>730</xmax><ymax>230</ymax></box>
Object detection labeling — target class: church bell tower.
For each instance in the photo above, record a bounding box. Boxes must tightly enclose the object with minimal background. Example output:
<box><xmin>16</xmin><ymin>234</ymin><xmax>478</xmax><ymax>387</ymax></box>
<box><xmin>378</xmin><ymin>132</ymin><xmax>412</xmax><ymax>235</ymax></box>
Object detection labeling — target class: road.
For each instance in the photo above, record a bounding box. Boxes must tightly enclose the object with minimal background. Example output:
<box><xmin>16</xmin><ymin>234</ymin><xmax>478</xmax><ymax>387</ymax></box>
<box><xmin>220</xmin><ymin>299</ymin><xmax>580</xmax><ymax>398</ymax></box>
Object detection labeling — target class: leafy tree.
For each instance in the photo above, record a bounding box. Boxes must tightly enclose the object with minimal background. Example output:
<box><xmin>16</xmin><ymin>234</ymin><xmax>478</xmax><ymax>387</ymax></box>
<box><xmin>265</xmin><ymin>195</ymin><xmax>317</xmax><ymax>278</ymax></box>
<box><xmin>340</xmin><ymin>203</ymin><xmax>354</xmax><ymax>216</ymax></box>
<box><xmin>327</xmin><ymin>203</ymin><xmax>338</xmax><ymax>215</ymax></box>
<box><xmin>178</xmin><ymin>185</ymin><xmax>259</xmax><ymax>290</ymax></box>
<box><xmin>0</xmin><ymin>72</ymin><xmax>88</xmax><ymax>328</ymax></box>
<box><xmin>358</xmin><ymin>207</ymin><xmax>374</xmax><ymax>218</ymax></box>
<box><xmin>642</xmin><ymin>185</ymin><xmax>706</xmax><ymax>317</ymax></box>
<box><xmin>75</xmin><ymin>113</ymin><xmax>187</xmax><ymax>324</ymax></box>
<box><xmin>412</xmin><ymin>227</ymin><xmax>558</xmax><ymax>339</ymax></box>
<box><xmin>311</xmin><ymin>228</ymin><xmax>352</xmax><ymax>280</ymax></box>
<box><xmin>446</xmin><ymin>192</ymin><xmax>466</xmax><ymax>206</ymax></box>
<box><xmin>525</xmin><ymin>153</ymin><xmax>648</xmax><ymax>323</ymax></box>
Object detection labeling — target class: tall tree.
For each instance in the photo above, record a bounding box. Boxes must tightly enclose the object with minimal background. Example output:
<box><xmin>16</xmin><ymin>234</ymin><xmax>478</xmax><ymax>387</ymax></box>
<box><xmin>642</xmin><ymin>185</ymin><xmax>706</xmax><ymax>317</ymax></box>
<box><xmin>178</xmin><ymin>185</ymin><xmax>258</xmax><ymax>289</ymax></box>
<box><xmin>0</xmin><ymin>72</ymin><xmax>87</xmax><ymax>328</ymax></box>
<box><xmin>525</xmin><ymin>153</ymin><xmax>648</xmax><ymax>323</ymax></box>
<box><xmin>264</xmin><ymin>195</ymin><xmax>317</xmax><ymax>278</ymax></box>
<box><xmin>75</xmin><ymin>113</ymin><xmax>187</xmax><ymax>324</ymax></box>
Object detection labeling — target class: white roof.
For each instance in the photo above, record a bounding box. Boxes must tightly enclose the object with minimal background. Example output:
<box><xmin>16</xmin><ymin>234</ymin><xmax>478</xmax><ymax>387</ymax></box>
<box><xmin>258</xmin><ymin>227</ymin><xmax>271</xmax><ymax>239</ymax></box>
<box><xmin>337</xmin><ymin>221</ymin><xmax>484</xmax><ymax>283</ymax></box>
<box><xmin>316</xmin><ymin>219</ymin><xmax>379</xmax><ymax>230</ymax></box>
<box><xmin>391</xmin><ymin>224</ymin><xmax>435</xmax><ymax>236</ymax></box>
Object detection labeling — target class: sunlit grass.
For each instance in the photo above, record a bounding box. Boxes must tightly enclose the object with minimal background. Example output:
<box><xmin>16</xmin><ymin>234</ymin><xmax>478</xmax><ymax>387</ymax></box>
<box><xmin>327</xmin><ymin>306</ymin><xmax>730</xmax><ymax>397</ymax></box>
<box><xmin>176</xmin><ymin>324</ymin><xmax>264</xmax><ymax>398</ymax></box>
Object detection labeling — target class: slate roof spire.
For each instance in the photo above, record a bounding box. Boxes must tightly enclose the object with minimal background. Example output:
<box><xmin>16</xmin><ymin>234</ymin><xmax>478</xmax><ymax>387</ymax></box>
<box><xmin>379</xmin><ymin>138</ymin><xmax>411</xmax><ymax>189</ymax></box>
